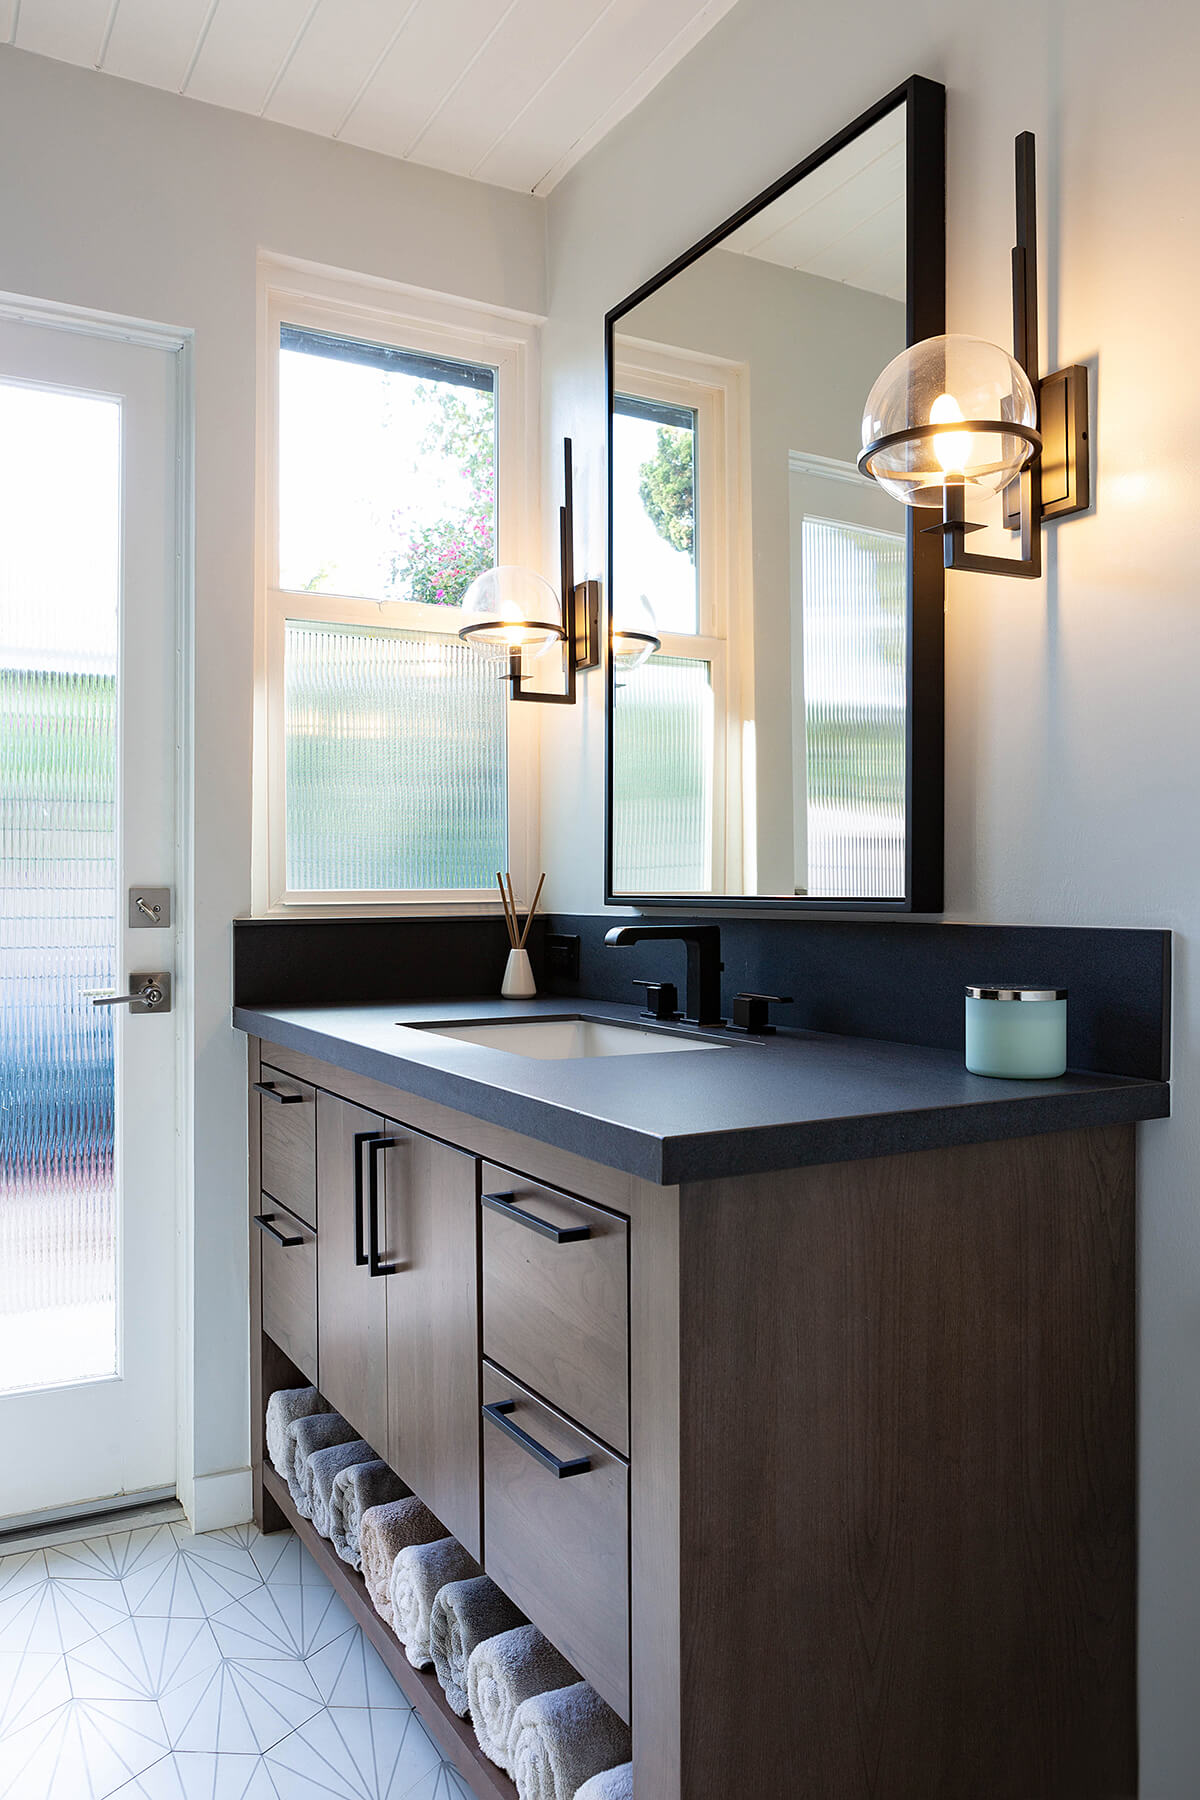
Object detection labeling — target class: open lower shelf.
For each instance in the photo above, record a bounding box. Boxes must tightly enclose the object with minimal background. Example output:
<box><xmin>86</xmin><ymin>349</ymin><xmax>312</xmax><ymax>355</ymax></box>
<box><xmin>260</xmin><ymin>1463</ymin><xmax>517</xmax><ymax>1800</ymax></box>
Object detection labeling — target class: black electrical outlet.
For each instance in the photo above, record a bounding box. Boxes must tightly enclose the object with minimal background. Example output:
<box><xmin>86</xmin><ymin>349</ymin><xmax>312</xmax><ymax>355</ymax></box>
<box><xmin>543</xmin><ymin>933</ymin><xmax>581</xmax><ymax>982</ymax></box>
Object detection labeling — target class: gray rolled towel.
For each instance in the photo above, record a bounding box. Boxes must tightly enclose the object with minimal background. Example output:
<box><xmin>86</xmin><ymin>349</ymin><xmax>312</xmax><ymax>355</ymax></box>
<box><xmin>575</xmin><ymin>1762</ymin><xmax>633</xmax><ymax>1800</ymax></box>
<box><xmin>466</xmin><ymin>1624</ymin><xmax>579</xmax><ymax>1775</ymax></box>
<box><xmin>265</xmin><ymin>1386</ymin><xmax>328</xmax><ymax>1485</ymax></box>
<box><xmin>389</xmin><ymin>1536</ymin><xmax>480</xmax><ymax>1670</ymax></box>
<box><xmin>430</xmin><ymin>1575</ymin><xmax>527</xmax><ymax>1717</ymax></box>
<box><xmin>303</xmin><ymin>1438</ymin><xmax>375</xmax><ymax>1540</ymax></box>
<box><xmin>508</xmin><ymin>1682</ymin><xmax>631</xmax><ymax>1800</ymax></box>
<box><xmin>287</xmin><ymin>1411</ymin><xmax>358</xmax><ymax>1516</ymax></box>
<box><xmin>330</xmin><ymin>1459</ymin><xmax>411</xmax><ymax>1569</ymax></box>
<box><xmin>359</xmin><ymin>1495</ymin><xmax>444</xmax><ymax>1627</ymax></box>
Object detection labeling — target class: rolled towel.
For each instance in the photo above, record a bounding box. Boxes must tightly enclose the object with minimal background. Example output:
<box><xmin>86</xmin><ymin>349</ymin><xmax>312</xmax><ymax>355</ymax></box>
<box><xmin>265</xmin><ymin>1386</ymin><xmax>328</xmax><ymax>1485</ymax></box>
<box><xmin>330</xmin><ymin>1459</ymin><xmax>411</xmax><ymax>1569</ymax></box>
<box><xmin>303</xmin><ymin>1438</ymin><xmax>375</xmax><ymax>1540</ymax></box>
<box><xmin>430</xmin><ymin>1575</ymin><xmax>527</xmax><ymax>1717</ymax></box>
<box><xmin>287</xmin><ymin>1411</ymin><xmax>359</xmax><ymax>1517</ymax></box>
<box><xmin>389</xmin><ymin>1536</ymin><xmax>480</xmax><ymax>1670</ymax></box>
<box><xmin>508</xmin><ymin>1682</ymin><xmax>631</xmax><ymax>1800</ymax></box>
<box><xmin>360</xmin><ymin>1495</ymin><xmax>445</xmax><ymax>1627</ymax></box>
<box><xmin>466</xmin><ymin>1624</ymin><xmax>579</xmax><ymax>1775</ymax></box>
<box><xmin>575</xmin><ymin>1763</ymin><xmax>633</xmax><ymax>1800</ymax></box>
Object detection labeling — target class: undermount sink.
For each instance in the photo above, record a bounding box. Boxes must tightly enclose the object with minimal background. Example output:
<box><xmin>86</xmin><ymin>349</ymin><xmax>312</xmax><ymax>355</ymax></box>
<box><xmin>414</xmin><ymin>1016</ymin><xmax>726</xmax><ymax>1059</ymax></box>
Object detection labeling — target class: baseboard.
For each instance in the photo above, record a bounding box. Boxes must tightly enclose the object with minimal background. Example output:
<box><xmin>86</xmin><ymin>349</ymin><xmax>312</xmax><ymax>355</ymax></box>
<box><xmin>183</xmin><ymin>1466</ymin><xmax>254</xmax><ymax>1534</ymax></box>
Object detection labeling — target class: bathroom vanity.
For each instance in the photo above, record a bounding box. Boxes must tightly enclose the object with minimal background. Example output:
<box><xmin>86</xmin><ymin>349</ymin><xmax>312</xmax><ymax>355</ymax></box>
<box><xmin>236</xmin><ymin>993</ymin><xmax>1166</xmax><ymax>1800</ymax></box>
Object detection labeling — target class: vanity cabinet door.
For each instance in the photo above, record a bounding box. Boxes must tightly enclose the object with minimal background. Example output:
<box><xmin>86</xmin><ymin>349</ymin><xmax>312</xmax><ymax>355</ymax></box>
<box><xmin>382</xmin><ymin>1125</ymin><xmax>481</xmax><ymax>1560</ymax></box>
<box><xmin>316</xmin><ymin>1092</ymin><xmax>389</xmax><ymax>1455</ymax></box>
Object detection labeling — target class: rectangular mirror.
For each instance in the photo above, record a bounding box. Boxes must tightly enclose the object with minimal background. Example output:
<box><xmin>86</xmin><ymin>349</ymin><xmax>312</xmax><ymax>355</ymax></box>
<box><xmin>605</xmin><ymin>76</ymin><xmax>945</xmax><ymax>910</ymax></box>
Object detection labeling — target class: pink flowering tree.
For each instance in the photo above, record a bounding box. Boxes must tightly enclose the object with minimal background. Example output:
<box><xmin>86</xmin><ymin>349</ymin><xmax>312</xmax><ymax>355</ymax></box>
<box><xmin>392</xmin><ymin>384</ymin><xmax>496</xmax><ymax>607</ymax></box>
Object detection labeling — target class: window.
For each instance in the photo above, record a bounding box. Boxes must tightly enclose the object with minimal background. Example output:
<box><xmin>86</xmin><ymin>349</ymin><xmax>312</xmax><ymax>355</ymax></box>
<box><xmin>610</xmin><ymin>353</ymin><xmax>742</xmax><ymax>893</ymax></box>
<box><xmin>258</xmin><ymin>276</ymin><xmax>537</xmax><ymax>910</ymax></box>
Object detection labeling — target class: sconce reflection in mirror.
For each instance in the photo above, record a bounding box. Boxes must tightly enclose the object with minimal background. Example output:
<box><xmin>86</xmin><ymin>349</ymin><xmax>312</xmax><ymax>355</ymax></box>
<box><xmin>459</xmin><ymin>436</ymin><xmax>600</xmax><ymax>702</ymax></box>
<box><xmin>611</xmin><ymin>593</ymin><xmax>661</xmax><ymax>685</ymax></box>
<box><xmin>858</xmin><ymin>131</ymin><xmax>1089</xmax><ymax>579</ymax></box>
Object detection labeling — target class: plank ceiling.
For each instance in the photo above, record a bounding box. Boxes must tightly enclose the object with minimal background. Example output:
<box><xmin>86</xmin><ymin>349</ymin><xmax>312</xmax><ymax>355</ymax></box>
<box><xmin>2</xmin><ymin>0</ymin><xmax>741</xmax><ymax>194</ymax></box>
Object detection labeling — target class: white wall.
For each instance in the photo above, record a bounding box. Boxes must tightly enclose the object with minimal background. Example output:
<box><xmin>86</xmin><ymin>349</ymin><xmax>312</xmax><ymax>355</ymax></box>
<box><xmin>0</xmin><ymin>46</ymin><xmax>545</xmax><ymax>1529</ymax></box>
<box><xmin>540</xmin><ymin>1</ymin><xmax>1200</xmax><ymax>1791</ymax></box>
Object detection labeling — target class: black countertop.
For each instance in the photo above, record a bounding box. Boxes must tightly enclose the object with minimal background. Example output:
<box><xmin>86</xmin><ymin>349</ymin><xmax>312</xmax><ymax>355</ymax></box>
<box><xmin>233</xmin><ymin>996</ymin><xmax>1170</xmax><ymax>1186</ymax></box>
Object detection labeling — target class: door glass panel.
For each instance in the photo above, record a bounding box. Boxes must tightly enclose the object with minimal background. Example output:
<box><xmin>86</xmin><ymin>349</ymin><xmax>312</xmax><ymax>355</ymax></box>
<box><xmin>0</xmin><ymin>381</ymin><xmax>120</xmax><ymax>1395</ymax></box>
<box><xmin>612</xmin><ymin>655</ymin><xmax>713</xmax><ymax>893</ymax></box>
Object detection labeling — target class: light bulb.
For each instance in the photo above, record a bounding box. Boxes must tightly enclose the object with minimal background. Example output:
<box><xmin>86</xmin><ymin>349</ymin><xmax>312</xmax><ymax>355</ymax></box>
<box><xmin>930</xmin><ymin>392</ymin><xmax>972</xmax><ymax>476</ymax></box>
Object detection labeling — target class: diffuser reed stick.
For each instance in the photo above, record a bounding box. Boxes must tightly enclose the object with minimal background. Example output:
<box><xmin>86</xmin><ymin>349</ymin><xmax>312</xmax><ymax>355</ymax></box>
<box><xmin>519</xmin><ymin>872</ymin><xmax>546</xmax><ymax>949</ymax></box>
<box><xmin>496</xmin><ymin>872</ymin><xmax>517</xmax><ymax>946</ymax></box>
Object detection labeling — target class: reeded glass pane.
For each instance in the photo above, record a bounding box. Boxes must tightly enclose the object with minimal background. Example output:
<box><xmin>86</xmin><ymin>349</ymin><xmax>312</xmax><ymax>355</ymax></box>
<box><xmin>278</xmin><ymin>326</ymin><xmax>496</xmax><ymax>606</ymax></box>
<box><xmin>613</xmin><ymin>656</ymin><xmax>712</xmax><ymax>893</ymax></box>
<box><xmin>801</xmin><ymin>517</ymin><xmax>906</xmax><ymax>898</ymax></box>
<box><xmin>0</xmin><ymin>382</ymin><xmax>120</xmax><ymax>1395</ymax></box>
<box><xmin>285</xmin><ymin>620</ymin><xmax>507</xmax><ymax>893</ymax></box>
<box><xmin>612</xmin><ymin>396</ymin><xmax>698</xmax><ymax>635</ymax></box>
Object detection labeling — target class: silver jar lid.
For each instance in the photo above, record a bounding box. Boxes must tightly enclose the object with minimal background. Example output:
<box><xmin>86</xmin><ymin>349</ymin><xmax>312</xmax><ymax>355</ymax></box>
<box><xmin>966</xmin><ymin>984</ymin><xmax>1068</xmax><ymax>1002</ymax></box>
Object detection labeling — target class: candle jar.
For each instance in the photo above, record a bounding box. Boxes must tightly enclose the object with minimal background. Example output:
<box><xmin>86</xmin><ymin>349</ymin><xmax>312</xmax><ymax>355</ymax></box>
<box><xmin>964</xmin><ymin>985</ymin><xmax>1068</xmax><ymax>1079</ymax></box>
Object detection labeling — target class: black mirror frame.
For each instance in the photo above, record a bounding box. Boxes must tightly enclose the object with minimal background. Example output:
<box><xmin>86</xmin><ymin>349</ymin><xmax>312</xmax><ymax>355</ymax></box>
<box><xmin>604</xmin><ymin>73</ymin><xmax>946</xmax><ymax>914</ymax></box>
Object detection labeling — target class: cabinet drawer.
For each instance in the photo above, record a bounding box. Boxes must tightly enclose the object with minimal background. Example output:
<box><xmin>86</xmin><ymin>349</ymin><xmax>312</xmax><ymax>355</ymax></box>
<box><xmin>482</xmin><ymin>1362</ymin><xmax>629</xmax><ymax>1721</ymax></box>
<box><xmin>256</xmin><ymin>1198</ymin><xmax>317</xmax><ymax>1385</ymax></box>
<box><xmin>482</xmin><ymin>1166</ymin><xmax>628</xmax><ymax>1453</ymax></box>
<box><xmin>257</xmin><ymin>1063</ymin><xmax>316</xmax><ymax>1228</ymax></box>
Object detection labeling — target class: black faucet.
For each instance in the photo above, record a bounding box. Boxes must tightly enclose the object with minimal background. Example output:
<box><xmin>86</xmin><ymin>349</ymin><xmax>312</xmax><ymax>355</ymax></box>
<box><xmin>604</xmin><ymin>924</ymin><xmax>724</xmax><ymax>1027</ymax></box>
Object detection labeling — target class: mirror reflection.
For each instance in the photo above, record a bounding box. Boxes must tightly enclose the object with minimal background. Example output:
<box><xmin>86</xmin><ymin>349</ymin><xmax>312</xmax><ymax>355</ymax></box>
<box><xmin>609</xmin><ymin>103</ymin><xmax>909</xmax><ymax>900</ymax></box>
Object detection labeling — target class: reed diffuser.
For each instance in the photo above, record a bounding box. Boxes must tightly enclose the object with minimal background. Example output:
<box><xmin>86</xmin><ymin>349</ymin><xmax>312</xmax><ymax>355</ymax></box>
<box><xmin>497</xmin><ymin>871</ymin><xmax>544</xmax><ymax>999</ymax></box>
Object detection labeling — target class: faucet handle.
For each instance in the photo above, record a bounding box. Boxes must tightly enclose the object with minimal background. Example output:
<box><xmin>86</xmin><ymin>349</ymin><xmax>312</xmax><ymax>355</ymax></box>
<box><xmin>632</xmin><ymin>979</ymin><xmax>680</xmax><ymax>1022</ymax></box>
<box><xmin>730</xmin><ymin>992</ymin><xmax>792</xmax><ymax>1035</ymax></box>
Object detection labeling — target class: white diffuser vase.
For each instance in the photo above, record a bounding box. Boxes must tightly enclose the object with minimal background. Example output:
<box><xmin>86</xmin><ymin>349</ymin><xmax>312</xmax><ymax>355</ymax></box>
<box><xmin>501</xmin><ymin>948</ymin><xmax>536</xmax><ymax>998</ymax></box>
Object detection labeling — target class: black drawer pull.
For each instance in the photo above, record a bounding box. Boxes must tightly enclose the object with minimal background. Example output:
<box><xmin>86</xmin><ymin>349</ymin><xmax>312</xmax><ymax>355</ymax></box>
<box><xmin>482</xmin><ymin>1191</ymin><xmax>591</xmax><ymax>1244</ymax></box>
<box><xmin>354</xmin><ymin>1129</ymin><xmax>384</xmax><ymax>1267</ymax></box>
<box><xmin>368</xmin><ymin>1136</ymin><xmax>400</xmax><ymax>1277</ymax></box>
<box><xmin>254</xmin><ymin>1080</ymin><xmax>304</xmax><ymax>1105</ymax></box>
<box><xmin>482</xmin><ymin>1400</ymin><xmax>591</xmax><ymax>1479</ymax></box>
<box><xmin>254</xmin><ymin>1211</ymin><xmax>305</xmax><ymax>1248</ymax></box>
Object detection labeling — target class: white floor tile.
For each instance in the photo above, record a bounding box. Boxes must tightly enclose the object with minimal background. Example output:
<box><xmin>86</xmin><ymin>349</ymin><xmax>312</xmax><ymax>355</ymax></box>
<box><xmin>304</xmin><ymin>1628</ymin><xmax>408</xmax><ymax>1711</ymax></box>
<box><xmin>0</xmin><ymin>1695</ymin><xmax>168</xmax><ymax>1800</ymax></box>
<box><xmin>109</xmin><ymin>1750</ymin><xmax>282</xmax><ymax>1798</ymax></box>
<box><xmin>210</xmin><ymin>1585</ymin><xmax>354</xmax><ymax>1663</ymax></box>
<box><xmin>159</xmin><ymin>1656</ymin><xmax>323</xmax><ymax>1755</ymax></box>
<box><xmin>0</xmin><ymin>1554</ymin><xmax>47</xmax><ymax>1601</ymax></box>
<box><xmin>44</xmin><ymin>1527</ymin><xmax>179</xmax><ymax>1584</ymax></box>
<box><xmin>66</xmin><ymin>1617</ymin><xmax>222</xmax><ymax>1702</ymax></box>
<box><xmin>263</xmin><ymin>1705</ymin><xmax>443</xmax><ymax>1800</ymax></box>
<box><xmin>246</xmin><ymin>1532</ymin><xmax>334</xmax><ymax>1590</ymax></box>
<box><xmin>0</xmin><ymin>1651</ymin><xmax>71</xmax><ymax>1735</ymax></box>
<box><xmin>123</xmin><ymin>1546</ymin><xmax>261</xmax><ymax>1622</ymax></box>
<box><xmin>0</xmin><ymin>1577</ymin><xmax>131</xmax><ymax>1656</ymax></box>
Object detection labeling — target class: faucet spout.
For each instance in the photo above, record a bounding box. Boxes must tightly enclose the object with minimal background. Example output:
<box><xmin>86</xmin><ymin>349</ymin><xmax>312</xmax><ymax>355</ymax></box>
<box><xmin>604</xmin><ymin>925</ymin><xmax>724</xmax><ymax>1027</ymax></box>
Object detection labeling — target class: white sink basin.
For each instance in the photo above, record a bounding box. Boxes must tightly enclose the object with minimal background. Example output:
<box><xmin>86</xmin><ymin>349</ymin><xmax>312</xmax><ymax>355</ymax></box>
<box><xmin>415</xmin><ymin>1016</ymin><xmax>725</xmax><ymax>1059</ymax></box>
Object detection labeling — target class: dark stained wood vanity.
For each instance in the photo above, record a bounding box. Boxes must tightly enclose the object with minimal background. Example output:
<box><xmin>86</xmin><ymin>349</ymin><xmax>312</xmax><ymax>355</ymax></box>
<box><xmin>244</xmin><ymin>1016</ymin><xmax>1144</xmax><ymax>1800</ymax></box>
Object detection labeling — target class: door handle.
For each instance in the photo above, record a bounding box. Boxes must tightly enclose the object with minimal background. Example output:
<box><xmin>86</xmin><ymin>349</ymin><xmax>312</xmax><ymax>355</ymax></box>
<box><xmin>481</xmin><ymin>1191</ymin><xmax>590</xmax><ymax>1244</ymax></box>
<box><xmin>482</xmin><ymin>1400</ymin><xmax>591</xmax><ymax>1478</ymax></box>
<box><xmin>367</xmin><ymin>1136</ymin><xmax>400</xmax><ymax>1277</ymax></box>
<box><xmin>88</xmin><ymin>972</ymin><xmax>172</xmax><ymax>1014</ymax></box>
<box><xmin>254</xmin><ymin>1211</ymin><xmax>305</xmax><ymax>1248</ymax></box>
<box><xmin>353</xmin><ymin>1129</ymin><xmax>384</xmax><ymax>1267</ymax></box>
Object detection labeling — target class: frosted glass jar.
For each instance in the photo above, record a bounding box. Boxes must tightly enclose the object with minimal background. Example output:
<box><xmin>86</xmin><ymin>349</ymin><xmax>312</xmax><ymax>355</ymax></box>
<box><xmin>964</xmin><ymin>985</ymin><xmax>1068</xmax><ymax>1079</ymax></box>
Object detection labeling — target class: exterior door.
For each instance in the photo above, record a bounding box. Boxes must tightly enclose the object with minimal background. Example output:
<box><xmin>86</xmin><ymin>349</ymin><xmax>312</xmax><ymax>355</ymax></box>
<box><xmin>0</xmin><ymin>313</ymin><xmax>180</xmax><ymax>1522</ymax></box>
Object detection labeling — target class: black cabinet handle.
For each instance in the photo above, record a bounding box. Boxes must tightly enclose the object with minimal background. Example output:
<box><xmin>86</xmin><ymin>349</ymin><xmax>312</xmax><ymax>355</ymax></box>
<box><xmin>254</xmin><ymin>1211</ymin><xmax>305</xmax><ymax>1248</ymax></box>
<box><xmin>481</xmin><ymin>1191</ymin><xmax>590</xmax><ymax>1244</ymax></box>
<box><xmin>482</xmin><ymin>1400</ymin><xmax>591</xmax><ymax>1478</ymax></box>
<box><xmin>367</xmin><ymin>1136</ymin><xmax>399</xmax><ymax>1277</ymax></box>
<box><xmin>253</xmin><ymin>1080</ymin><xmax>304</xmax><ymax>1105</ymax></box>
<box><xmin>353</xmin><ymin>1129</ymin><xmax>384</xmax><ymax>1267</ymax></box>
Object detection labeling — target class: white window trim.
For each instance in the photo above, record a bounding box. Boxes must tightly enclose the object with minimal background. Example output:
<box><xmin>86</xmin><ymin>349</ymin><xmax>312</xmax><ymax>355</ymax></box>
<box><xmin>612</xmin><ymin>341</ymin><xmax>750</xmax><ymax>894</ymax></box>
<box><xmin>254</xmin><ymin>262</ymin><xmax>542</xmax><ymax>916</ymax></box>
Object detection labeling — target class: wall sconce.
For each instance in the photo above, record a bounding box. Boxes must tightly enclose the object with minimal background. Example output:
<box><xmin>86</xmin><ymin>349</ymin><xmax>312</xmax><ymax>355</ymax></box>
<box><xmin>858</xmin><ymin>132</ymin><xmax>1089</xmax><ymax>579</ymax></box>
<box><xmin>459</xmin><ymin>437</ymin><xmax>600</xmax><ymax>703</ymax></box>
<box><xmin>611</xmin><ymin>593</ymin><xmax>661</xmax><ymax>677</ymax></box>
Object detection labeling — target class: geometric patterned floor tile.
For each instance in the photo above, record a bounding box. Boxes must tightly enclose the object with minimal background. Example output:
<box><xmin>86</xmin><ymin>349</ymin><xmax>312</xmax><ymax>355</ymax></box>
<box><xmin>0</xmin><ymin>1578</ymin><xmax>131</xmax><ymax>1656</ymax></box>
<box><xmin>244</xmin><ymin>1533</ymin><xmax>334</xmax><ymax>1591</ymax></box>
<box><xmin>0</xmin><ymin>1652</ymin><xmax>71</xmax><ymax>1736</ymax></box>
<box><xmin>402</xmin><ymin>1768</ymin><xmax>474</xmax><ymax>1800</ymax></box>
<box><xmin>0</xmin><ymin>1555</ymin><xmax>48</xmax><ymax>1603</ymax></box>
<box><xmin>43</xmin><ymin>1528</ymin><xmax>180</xmax><ymax>1585</ymax></box>
<box><xmin>304</xmin><ymin>1630</ymin><xmax>408</xmax><ymax>1711</ymax></box>
<box><xmin>0</xmin><ymin>1695</ymin><xmax>169</xmax><ymax>1800</ymax></box>
<box><xmin>158</xmin><ymin>1657</ymin><xmax>324</xmax><ymax>1754</ymax></box>
<box><xmin>263</xmin><ymin>1705</ymin><xmax>443</xmax><ymax>1800</ymax></box>
<box><xmin>123</xmin><ymin>1540</ymin><xmax>262</xmax><ymax>1622</ymax></box>
<box><xmin>209</xmin><ymin>1586</ymin><xmax>355</xmax><ymax>1663</ymax></box>
<box><xmin>109</xmin><ymin>1750</ymin><xmax>282</xmax><ymax>1798</ymax></box>
<box><xmin>65</xmin><ymin>1618</ymin><xmax>223</xmax><ymax>1703</ymax></box>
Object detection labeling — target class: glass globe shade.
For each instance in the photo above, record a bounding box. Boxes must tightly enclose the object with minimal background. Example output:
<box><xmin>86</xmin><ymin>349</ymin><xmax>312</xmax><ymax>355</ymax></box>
<box><xmin>612</xmin><ymin>593</ymin><xmax>661</xmax><ymax>675</ymax></box>
<box><xmin>458</xmin><ymin>566</ymin><xmax>565</xmax><ymax>661</ymax></box>
<box><xmin>859</xmin><ymin>333</ymin><xmax>1039</xmax><ymax>506</ymax></box>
